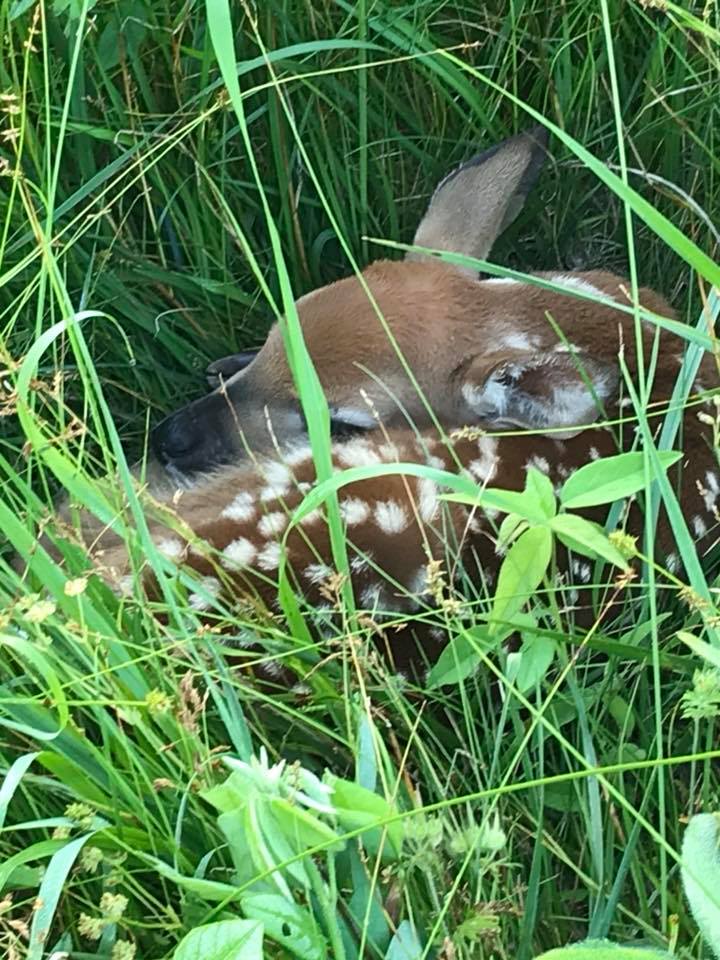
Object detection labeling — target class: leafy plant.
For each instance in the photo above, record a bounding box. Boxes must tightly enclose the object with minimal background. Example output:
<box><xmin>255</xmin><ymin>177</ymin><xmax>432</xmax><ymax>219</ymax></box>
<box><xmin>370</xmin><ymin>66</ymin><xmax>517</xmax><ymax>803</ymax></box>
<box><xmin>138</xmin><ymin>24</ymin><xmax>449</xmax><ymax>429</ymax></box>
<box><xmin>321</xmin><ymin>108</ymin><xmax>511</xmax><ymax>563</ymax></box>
<box><xmin>429</xmin><ymin>452</ymin><xmax>680</xmax><ymax>688</ymax></box>
<box><xmin>681</xmin><ymin>813</ymin><xmax>720</xmax><ymax>960</ymax></box>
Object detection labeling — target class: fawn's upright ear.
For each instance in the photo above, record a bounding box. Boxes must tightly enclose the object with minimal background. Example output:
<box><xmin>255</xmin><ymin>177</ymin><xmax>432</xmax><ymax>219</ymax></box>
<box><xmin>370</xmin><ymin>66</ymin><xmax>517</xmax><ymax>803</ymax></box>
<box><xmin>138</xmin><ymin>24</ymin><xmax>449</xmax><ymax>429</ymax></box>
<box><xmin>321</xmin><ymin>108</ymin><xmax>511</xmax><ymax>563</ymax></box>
<box><xmin>407</xmin><ymin>126</ymin><xmax>549</xmax><ymax>274</ymax></box>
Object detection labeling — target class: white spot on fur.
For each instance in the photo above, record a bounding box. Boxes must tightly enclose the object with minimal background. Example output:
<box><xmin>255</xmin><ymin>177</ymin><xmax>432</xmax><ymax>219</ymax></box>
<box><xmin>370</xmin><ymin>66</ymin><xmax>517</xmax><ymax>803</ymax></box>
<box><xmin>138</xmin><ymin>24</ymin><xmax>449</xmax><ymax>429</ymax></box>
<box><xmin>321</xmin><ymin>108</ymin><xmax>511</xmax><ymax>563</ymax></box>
<box><xmin>418</xmin><ymin>477</ymin><xmax>439</xmax><ymax>522</ymax></box>
<box><xmin>408</xmin><ymin>566</ymin><xmax>428</xmax><ymax>596</ymax></box>
<box><xmin>304</xmin><ymin>562</ymin><xmax>333</xmax><ymax>585</ymax></box>
<box><xmin>469</xmin><ymin>437</ymin><xmax>498</xmax><ymax>482</ymax></box>
<box><xmin>300</xmin><ymin>508</ymin><xmax>324</xmax><ymax>527</ymax></box>
<box><xmin>692</xmin><ymin>515</ymin><xmax>708</xmax><ymax>538</ymax></box>
<box><xmin>336</xmin><ymin>438</ymin><xmax>381</xmax><ymax>467</ymax></box>
<box><xmin>379</xmin><ymin>442</ymin><xmax>403</xmax><ymax>461</ymax></box>
<box><xmin>284</xmin><ymin>445</ymin><xmax>313</xmax><ymax>467</ymax></box>
<box><xmin>189</xmin><ymin>576</ymin><xmax>221</xmax><ymax>611</ymax></box>
<box><xmin>350</xmin><ymin>553</ymin><xmax>372</xmax><ymax>574</ymax></box>
<box><xmin>119</xmin><ymin>575</ymin><xmax>134</xmax><ymax>596</ymax></box>
<box><xmin>553</xmin><ymin>342</ymin><xmax>582</xmax><ymax>354</ymax></box>
<box><xmin>340</xmin><ymin>497</ymin><xmax>370</xmax><ymax>526</ymax></box>
<box><xmin>619</xmin><ymin>397</ymin><xmax>634</xmax><ymax>408</ymax></box>
<box><xmin>525</xmin><ymin>454</ymin><xmax>550</xmax><ymax>474</ymax></box>
<box><xmin>426</xmin><ymin>454</ymin><xmax>446</xmax><ymax>471</ymax></box>
<box><xmin>222</xmin><ymin>537</ymin><xmax>257</xmax><ymax>570</ymax></box>
<box><xmin>589</xmin><ymin>446</ymin><xmax>600</xmax><ymax>461</ymax></box>
<box><xmin>467</xmin><ymin>515</ymin><xmax>482</xmax><ymax>534</ymax></box>
<box><xmin>259</xmin><ymin>461</ymin><xmax>292</xmax><ymax>501</ymax></box>
<box><xmin>482</xmin><ymin>277</ymin><xmax>521</xmax><ymax>286</ymax></box>
<box><xmin>374</xmin><ymin>499</ymin><xmax>409</xmax><ymax>535</ymax></box>
<box><xmin>551</xmin><ymin>274</ymin><xmax>606</xmax><ymax>299</ymax></box>
<box><xmin>666</xmin><ymin>552</ymin><xmax>680</xmax><ymax>574</ymax></box>
<box><xmin>502</xmin><ymin>332</ymin><xmax>535</xmax><ymax>351</ymax></box>
<box><xmin>258</xmin><ymin>511</ymin><xmax>287</xmax><ymax>538</ymax></box>
<box><xmin>157</xmin><ymin>537</ymin><xmax>184</xmax><ymax>561</ymax></box>
<box><xmin>703</xmin><ymin>472</ymin><xmax>719</xmax><ymax>512</ymax></box>
<box><xmin>257</xmin><ymin>541</ymin><xmax>282</xmax><ymax>571</ymax></box>
<box><xmin>571</xmin><ymin>559</ymin><xmax>592</xmax><ymax>583</ymax></box>
<box><xmin>361</xmin><ymin>583</ymin><xmax>383</xmax><ymax>610</ymax></box>
<box><xmin>221</xmin><ymin>491</ymin><xmax>255</xmax><ymax>523</ymax></box>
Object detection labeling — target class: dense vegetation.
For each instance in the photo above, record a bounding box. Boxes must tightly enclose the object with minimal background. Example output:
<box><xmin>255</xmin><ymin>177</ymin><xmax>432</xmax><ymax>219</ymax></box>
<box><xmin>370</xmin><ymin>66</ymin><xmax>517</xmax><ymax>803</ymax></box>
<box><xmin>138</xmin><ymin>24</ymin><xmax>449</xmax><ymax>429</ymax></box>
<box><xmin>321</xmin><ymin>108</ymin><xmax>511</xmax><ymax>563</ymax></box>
<box><xmin>1</xmin><ymin>1</ymin><xmax>719</xmax><ymax>958</ymax></box>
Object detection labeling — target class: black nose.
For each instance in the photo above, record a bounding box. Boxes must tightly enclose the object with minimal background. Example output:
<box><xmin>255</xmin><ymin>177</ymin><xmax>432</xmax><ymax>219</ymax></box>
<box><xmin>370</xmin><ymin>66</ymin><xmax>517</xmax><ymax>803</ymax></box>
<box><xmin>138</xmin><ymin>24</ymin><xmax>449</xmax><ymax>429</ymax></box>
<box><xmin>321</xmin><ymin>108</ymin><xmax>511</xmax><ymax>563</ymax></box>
<box><xmin>151</xmin><ymin>410</ymin><xmax>202</xmax><ymax>463</ymax></box>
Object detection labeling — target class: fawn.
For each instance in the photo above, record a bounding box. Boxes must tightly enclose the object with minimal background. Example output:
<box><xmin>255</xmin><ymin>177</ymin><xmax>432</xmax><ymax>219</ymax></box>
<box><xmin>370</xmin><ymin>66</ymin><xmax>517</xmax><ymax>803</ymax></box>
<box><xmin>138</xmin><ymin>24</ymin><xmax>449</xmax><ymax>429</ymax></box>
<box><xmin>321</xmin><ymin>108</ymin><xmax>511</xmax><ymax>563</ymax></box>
<box><xmin>51</xmin><ymin>129</ymin><xmax>719</xmax><ymax>674</ymax></box>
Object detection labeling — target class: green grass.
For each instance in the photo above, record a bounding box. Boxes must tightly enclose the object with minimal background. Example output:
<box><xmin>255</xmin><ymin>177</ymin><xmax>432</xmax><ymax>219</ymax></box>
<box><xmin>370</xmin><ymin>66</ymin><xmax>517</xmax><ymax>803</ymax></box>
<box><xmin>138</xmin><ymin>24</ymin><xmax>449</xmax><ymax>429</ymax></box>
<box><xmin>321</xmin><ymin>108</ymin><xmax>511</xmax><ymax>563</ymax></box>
<box><xmin>1</xmin><ymin>0</ymin><xmax>720</xmax><ymax>958</ymax></box>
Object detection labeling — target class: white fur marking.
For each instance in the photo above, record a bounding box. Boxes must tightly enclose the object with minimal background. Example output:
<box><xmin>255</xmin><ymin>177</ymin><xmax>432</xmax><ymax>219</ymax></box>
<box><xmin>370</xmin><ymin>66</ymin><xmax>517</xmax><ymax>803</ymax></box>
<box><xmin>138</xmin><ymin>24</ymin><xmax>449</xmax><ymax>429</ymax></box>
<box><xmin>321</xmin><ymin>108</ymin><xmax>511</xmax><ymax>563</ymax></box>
<box><xmin>374</xmin><ymin>499</ymin><xmax>409</xmax><ymax>535</ymax></box>
<box><xmin>408</xmin><ymin>566</ymin><xmax>428</xmax><ymax>596</ymax></box>
<box><xmin>257</xmin><ymin>542</ymin><xmax>282</xmax><ymax>571</ymax></box>
<box><xmin>379</xmin><ymin>442</ymin><xmax>402</xmax><ymax>461</ymax></box>
<box><xmin>418</xmin><ymin>477</ymin><xmax>439</xmax><ymax>522</ymax></box>
<box><xmin>666</xmin><ymin>552</ymin><xmax>680</xmax><ymax>574</ymax></box>
<box><xmin>221</xmin><ymin>491</ymin><xmax>255</xmax><ymax>523</ymax></box>
<box><xmin>284</xmin><ymin>446</ymin><xmax>313</xmax><ymax>467</ymax></box>
<box><xmin>525</xmin><ymin>454</ymin><xmax>550</xmax><ymax>475</ymax></box>
<box><xmin>336</xmin><ymin>438</ymin><xmax>381</xmax><ymax>468</ymax></box>
<box><xmin>222</xmin><ymin>537</ymin><xmax>257</xmax><ymax>570</ymax></box>
<box><xmin>551</xmin><ymin>274</ymin><xmax>606</xmax><ymax>299</ymax></box>
<box><xmin>304</xmin><ymin>563</ymin><xmax>333</xmax><ymax>585</ymax></box>
<box><xmin>350</xmin><ymin>553</ymin><xmax>371</xmax><ymax>574</ymax></box>
<box><xmin>703</xmin><ymin>472</ymin><xmax>719</xmax><ymax>512</ymax></box>
<box><xmin>502</xmin><ymin>332</ymin><xmax>534</xmax><ymax>351</ymax></box>
<box><xmin>156</xmin><ymin>537</ymin><xmax>184</xmax><ymax>561</ymax></box>
<box><xmin>340</xmin><ymin>497</ymin><xmax>370</xmax><ymax>526</ymax></box>
<box><xmin>692</xmin><ymin>515</ymin><xmax>708</xmax><ymax>539</ymax></box>
<box><xmin>300</xmin><ymin>508</ymin><xmax>324</xmax><ymax>527</ymax></box>
<box><xmin>189</xmin><ymin>576</ymin><xmax>221</xmax><ymax>611</ymax></box>
<box><xmin>259</xmin><ymin>461</ymin><xmax>292</xmax><ymax>502</ymax></box>
<box><xmin>470</xmin><ymin>438</ymin><xmax>499</xmax><ymax>482</ymax></box>
<box><xmin>258</xmin><ymin>511</ymin><xmax>287</xmax><ymax>538</ymax></box>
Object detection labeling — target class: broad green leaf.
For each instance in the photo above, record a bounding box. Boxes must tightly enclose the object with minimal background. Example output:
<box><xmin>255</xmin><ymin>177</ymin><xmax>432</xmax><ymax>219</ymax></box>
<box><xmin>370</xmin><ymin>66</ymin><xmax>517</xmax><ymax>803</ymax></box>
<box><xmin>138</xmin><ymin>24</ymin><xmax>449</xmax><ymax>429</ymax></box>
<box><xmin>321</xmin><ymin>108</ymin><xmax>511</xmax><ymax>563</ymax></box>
<box><xmin>525</xmin><ymin>467</ymin><xmax>557</xmax><ymax>519</ymax></box>
<box><xmin>550</xmin><ymin>515</ymin><xmax>628</xmax><ymax>569</ymax></box>
<box><xmin>327</xmin><ymin>776</ymin><xmax>403</xmax><ymax>860</ymax></box>
<box><xmin>426</xmin><ymin>628</ymin><xmax>492</xmax><ymax>688</ymax></box>
<box><xmin>489</xmin><ymin>526</ymin><xmax>552</xmax><ymax>636</ymax></box>
<box><xmin>536</xmin><ymin>941</ymin><xmax>671</xmax><ymax>959</ymax></box>
<box><xmin>268</xmin><ymin>797</ymin><xmax>345</xmax><ymax>853</ymax></box>
<box><xmin>242</xmin><ymin>894</ymin><xmax>326</xmax><ymax>960</ymax></box>
<box><xmin>514</xmin><ymin>635</ymin><xmax>556</xmax><ymax>693</ymax></box>
<box><xmin>442</xmin><ymin>486</ymin><xmax>551</xmax><ymax>523</ymax></box>
<box><xmin>681</xmin><ymin>813</ymin><xmax>720</xmax><ymax>960</ymax></box>
<box><xmin>677</xmin><ymin>632</ymin><xmax>720</xmax><ymax>670</ymax></box>
<box><xmin>173</xmin><ymin>919</ymin><xmax>263</xmax><ymax>960</ymax></box>
<box><xmin>347</xmin><ymin>846</ymin><xmax>391</xmax><ymax>953</ymax></box>
<box><xmin>559</xmin><ymin>452</ymin><xmax>681</xmax><ymax>509</ymax></box>
<box><xmin>497</xmin><ymin>512</ymin><xmax>529</xmax><ymax>552</ymax></box>
<box><xmin>385</xmin><ymin>920</ymin><xmax>423</xmax><ymax>960</ymax></box>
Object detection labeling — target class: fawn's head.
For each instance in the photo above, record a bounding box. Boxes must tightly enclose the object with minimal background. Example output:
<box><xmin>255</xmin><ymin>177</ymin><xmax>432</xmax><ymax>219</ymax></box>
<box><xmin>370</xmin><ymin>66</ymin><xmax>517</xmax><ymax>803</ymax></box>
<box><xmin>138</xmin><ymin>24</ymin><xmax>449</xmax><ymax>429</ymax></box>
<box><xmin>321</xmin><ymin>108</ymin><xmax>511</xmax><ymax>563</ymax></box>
<box><xmin>151</xmin><ymin>127</ymin><xmax>675</xmax><ymax>480</ymax></box>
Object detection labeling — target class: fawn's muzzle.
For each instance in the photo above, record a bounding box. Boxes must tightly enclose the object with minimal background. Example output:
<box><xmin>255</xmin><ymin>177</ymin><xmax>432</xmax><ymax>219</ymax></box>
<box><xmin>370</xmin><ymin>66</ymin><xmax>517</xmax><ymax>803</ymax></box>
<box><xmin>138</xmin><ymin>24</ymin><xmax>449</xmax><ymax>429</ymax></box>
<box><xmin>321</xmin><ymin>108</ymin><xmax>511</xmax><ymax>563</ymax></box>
<box><xmin>151</xmin><ymin>394</ymin><xmax>232</xmax><ymax>474</ymax></box>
